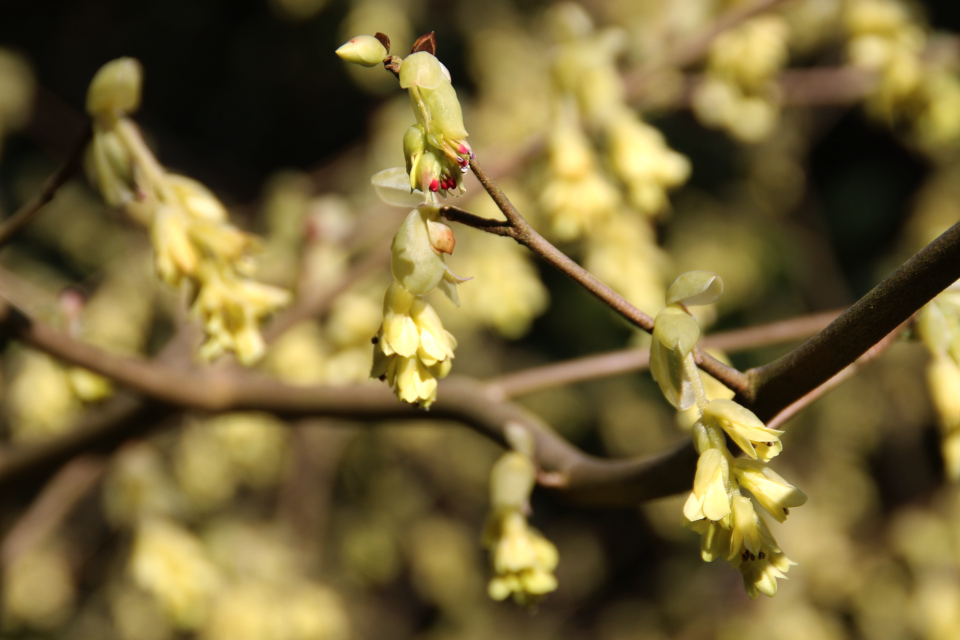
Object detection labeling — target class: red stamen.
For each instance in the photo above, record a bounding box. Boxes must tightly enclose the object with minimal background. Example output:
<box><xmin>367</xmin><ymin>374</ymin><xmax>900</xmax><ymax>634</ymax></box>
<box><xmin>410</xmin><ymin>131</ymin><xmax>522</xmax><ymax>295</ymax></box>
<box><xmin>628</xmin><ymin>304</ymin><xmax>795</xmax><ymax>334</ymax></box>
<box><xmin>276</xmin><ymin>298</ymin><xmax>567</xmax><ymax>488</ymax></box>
<box><xmin>429</xmin><ymin>178</ymin><xmax>440</xmax><ymax>192</ymax></box>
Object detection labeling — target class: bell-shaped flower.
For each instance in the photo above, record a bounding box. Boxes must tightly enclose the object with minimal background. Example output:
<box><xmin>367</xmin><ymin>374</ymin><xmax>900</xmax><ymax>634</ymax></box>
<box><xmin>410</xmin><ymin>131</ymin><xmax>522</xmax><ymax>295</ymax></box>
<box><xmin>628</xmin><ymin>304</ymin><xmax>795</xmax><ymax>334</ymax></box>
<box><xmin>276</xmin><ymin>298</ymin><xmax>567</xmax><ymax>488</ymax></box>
<box><xmin>703</xmin><ymin>398</ymin><xmax>783</xmax><ymax>461</ymax></box>
<box><xmin>650</xmin><ymin>305</ymin><xmax>701</xmax><ymax>410</ymax></box>
<box><xmin>735</xmin><ymin>515</ymin><xmax>796</xmax><ymax>598</ymax></box>
<box><xmin>484</xmin><ymin>510</ymin><xmax>558</xmax><ymax>606</ymax></box>
<box><xmin>728</xmin><ymin>495</ymin><xmax>763</xmax><ymax>560</ymax></box>
<box><xmin>683</xmin><ymin>448</ymin><xmax>732</xmax><ymax>522</ymax></box>
<box><xmin>686</xmin><ymin>518</ymin><xmax>732</xmax><ymax>563</ymax></box>
<box><xmin>732</xmin><ymin>458</ymin><xmax>807</xmax><ymax>523</ymax></box>
<box><xmin>372</xmin><ymin>283</ymin><xmax>457</xmax><ymax>408</ymax></box>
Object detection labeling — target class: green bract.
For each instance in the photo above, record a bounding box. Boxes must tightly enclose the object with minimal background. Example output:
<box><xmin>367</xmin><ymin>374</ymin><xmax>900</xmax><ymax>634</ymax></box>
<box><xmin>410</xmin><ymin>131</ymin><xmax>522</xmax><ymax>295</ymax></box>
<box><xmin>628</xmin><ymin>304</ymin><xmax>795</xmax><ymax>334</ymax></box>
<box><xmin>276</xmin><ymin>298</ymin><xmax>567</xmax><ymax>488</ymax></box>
<box><xmin>665</xmin><ymin>271</ymin><xmax>724</xmax><ymax>307</ymax></box>
<box><xmin>391</xmin><ymin>208</ymin><xmax>447</xmax><ymax>295</ymax></box>
<box><xmin>399</xmin><ymin>51</ymin><xmax>447</xmax><ymax>89</ymax></box>
<box><xmin>371</xmin><ymin>167</ymin><xmax>426</xmax><ymax>208</ymax></box>
<box><xmin>650</xmin><ymin>305</ymin><xmax>701</xmax><ymax>410</ymax></box>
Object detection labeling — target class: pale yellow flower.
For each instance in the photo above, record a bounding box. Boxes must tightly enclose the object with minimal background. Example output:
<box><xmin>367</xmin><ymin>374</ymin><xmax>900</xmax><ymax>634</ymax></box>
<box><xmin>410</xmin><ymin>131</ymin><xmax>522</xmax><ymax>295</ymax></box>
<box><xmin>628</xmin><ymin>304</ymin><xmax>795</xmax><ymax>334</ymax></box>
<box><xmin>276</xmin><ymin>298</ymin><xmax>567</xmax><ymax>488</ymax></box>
<box><xmin>732</xmin><ymin>458</ymin><xmax>807</xmax><ymax>523</ymax></box>
<box><xmin>703</xmin><ymin>398</ymin><xmax>783</xmax><ymax>461</ymax></box>
<box><xmin>683</xmin><ymin>448</ymin><xmax>732</xmax><ymax>522</ymax></box>
<box><xmin>485</xmin><ymin>510</ymin><xmax>558</xmax><ymax>606</ymax></box>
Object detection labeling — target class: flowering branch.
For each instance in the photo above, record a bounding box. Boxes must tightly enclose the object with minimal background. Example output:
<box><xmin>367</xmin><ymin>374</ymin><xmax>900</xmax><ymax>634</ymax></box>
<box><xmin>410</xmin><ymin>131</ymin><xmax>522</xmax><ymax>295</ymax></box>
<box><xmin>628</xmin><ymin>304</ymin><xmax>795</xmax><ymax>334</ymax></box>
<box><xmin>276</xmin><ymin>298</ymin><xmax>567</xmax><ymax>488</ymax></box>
<box><xmin>459</xmin><ymin>158</ymin><xmax>751</xmax><ymax>396</ymax></box>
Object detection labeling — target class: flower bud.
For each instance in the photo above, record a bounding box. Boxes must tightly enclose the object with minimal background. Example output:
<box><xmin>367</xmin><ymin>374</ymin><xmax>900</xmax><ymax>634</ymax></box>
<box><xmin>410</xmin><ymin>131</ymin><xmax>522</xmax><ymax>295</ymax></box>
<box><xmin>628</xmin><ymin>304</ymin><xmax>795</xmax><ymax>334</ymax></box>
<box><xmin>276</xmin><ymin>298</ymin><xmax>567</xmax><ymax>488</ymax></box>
<box><xmin>426</xmin><ymin>219</ymin><xmax>455</xmax><ymax>254</ymax></box>
<box><xmin>87</xmin><ymin>57</ymin><xmax>142</xmax><ymax>117</ymax></box>
<box><xmin>335</xmin><ymin>35</ymin><xmax>387</xmax><ymax>67</ymax></box>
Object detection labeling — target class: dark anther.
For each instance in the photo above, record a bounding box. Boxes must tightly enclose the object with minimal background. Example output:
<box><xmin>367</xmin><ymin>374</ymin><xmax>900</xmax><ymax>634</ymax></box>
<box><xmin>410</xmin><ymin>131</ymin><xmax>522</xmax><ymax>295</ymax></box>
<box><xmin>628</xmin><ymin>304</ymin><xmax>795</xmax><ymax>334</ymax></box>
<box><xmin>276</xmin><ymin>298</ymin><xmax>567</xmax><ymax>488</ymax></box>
<box><xmin>378</xmin><ymin>375</ymin><xmax>386</xmax><ymax>381</ymax></box>
<box><xmin>758</xmin><ymin>551</ymin><xmax>766</xmax><ymax>560</ymax></box>
<box><xmin>783</xmin><ymin>508</ymin><xmax>789</xmax><ymax>516</ymax></box>
<box><xmin>371</xmin><ymin>336</ymin><xmax>379</xmax><ymax>344</ymax></box>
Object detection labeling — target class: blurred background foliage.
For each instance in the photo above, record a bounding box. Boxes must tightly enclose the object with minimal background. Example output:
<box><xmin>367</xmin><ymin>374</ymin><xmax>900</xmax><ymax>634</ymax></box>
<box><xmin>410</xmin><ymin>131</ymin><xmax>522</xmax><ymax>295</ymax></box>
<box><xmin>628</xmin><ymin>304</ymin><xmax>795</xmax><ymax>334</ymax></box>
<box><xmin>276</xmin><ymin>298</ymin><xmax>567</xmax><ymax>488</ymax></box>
<box><xmin>2</xmin><ymin>0</ymin><xmax>960</xmax><ymax>639</ymax></box>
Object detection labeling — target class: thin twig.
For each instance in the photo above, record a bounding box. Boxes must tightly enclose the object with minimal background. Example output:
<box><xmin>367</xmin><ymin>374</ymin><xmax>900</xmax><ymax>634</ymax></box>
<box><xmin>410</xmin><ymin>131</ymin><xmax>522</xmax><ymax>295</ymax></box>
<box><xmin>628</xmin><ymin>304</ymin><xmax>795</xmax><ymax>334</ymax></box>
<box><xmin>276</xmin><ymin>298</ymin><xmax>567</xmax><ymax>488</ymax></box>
<box><xmin>489</xmin><ymin>309</ymin><xmax>841</xmax><ymax>399</ymax></box>
<box><xmin>0</xmin><ymin>123</ymin><xmax>92</xmax><ymax>248</ymax></box>
<box><xmin>0</xmin><ymin>283</ymin><xmax>692</xmax><ymax>506</ymax></box>
<box><xmin>462</xmin><ymin>159</ymin><xmax>751</xmax><ymax>396</ymax></box>
<box><xmin>0</xmin><ymin>455</ymin><xmax>105</xmax><ymax>566</ymax></box>
<box><xmin>766</xmin><ymin>319</ymin><xmax>909</xmax><ymax>430</ymax></box>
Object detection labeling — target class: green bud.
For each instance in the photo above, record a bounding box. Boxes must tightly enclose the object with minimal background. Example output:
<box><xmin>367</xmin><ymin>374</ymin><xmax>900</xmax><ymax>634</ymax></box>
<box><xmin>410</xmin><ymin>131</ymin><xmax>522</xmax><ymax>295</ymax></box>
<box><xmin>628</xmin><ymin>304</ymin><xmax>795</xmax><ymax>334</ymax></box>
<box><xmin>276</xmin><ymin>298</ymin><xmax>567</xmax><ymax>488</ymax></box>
<box><xmin>335</xmin><ymin>35</ymin><xmax>387</xmax><ymax>67</ymax></box>
<box><xmin>87</xmin><ymin>57</ymin><xmax>142</xmax><ymax>116</ymax></box>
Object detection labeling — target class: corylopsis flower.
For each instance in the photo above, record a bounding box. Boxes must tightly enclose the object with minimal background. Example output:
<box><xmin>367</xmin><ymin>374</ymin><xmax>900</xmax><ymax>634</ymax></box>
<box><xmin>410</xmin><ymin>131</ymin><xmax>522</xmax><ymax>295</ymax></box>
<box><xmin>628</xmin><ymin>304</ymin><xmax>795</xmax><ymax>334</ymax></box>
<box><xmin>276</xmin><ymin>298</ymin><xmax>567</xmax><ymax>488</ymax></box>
<box><xmin>703</xmin><ymin>398</ymin><xmax>783</xmax><ymax>461</ymax></box>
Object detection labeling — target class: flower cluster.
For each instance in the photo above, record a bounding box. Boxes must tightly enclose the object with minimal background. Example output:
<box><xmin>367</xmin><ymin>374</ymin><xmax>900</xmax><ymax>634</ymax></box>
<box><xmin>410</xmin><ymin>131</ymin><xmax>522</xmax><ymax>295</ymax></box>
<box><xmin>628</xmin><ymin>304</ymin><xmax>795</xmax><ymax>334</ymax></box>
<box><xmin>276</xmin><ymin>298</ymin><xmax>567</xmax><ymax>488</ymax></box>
<box><xmin>482</xmin><ymin>440</ymin><xmax>559</xmax><ymax>606</ymax></box>
<box><xmin>339</xmin><ymin>36</ymin><xmax>474</xmax><ymax>202</ymax></box>
<box><xmin>84</xmin><ymin>58</ymin><xmax>290</xmax><ymax>365</ymax></box>
<box><xmin>650</xmin><ymin>271</ymin><xmax>807</xmax><ymax>597</ymax></box>
<box><xmin>338</xmin><ymin>36</ymin><xmax>474</xmax><ymax>408</ymax></box>
<box><xmin>692</xmin><ymin>15</ymin><xmax>790</xmax><ymax>143</ymax></box>
<box><xmin>845</xmin><ymin>0</ymin><xmax>960</xmax><ymax>148</ymax></box>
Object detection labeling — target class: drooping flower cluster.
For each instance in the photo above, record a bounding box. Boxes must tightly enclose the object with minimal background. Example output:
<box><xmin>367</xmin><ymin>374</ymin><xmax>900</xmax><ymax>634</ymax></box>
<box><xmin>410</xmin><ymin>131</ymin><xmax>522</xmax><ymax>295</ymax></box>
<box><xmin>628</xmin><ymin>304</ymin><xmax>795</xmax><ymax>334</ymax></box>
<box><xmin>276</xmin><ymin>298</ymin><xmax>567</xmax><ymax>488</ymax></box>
<box><xmin>338</xmin><ymin>36</ymin><xmax>474</xmax><ymax>408</ymax></box>
<box><xmin>845</xmin><ymin>0</ymin><xmax>960</xmax><ymax>148</ymax></box>
<box><xmin>650</xmin><ymin>271</ymin><xmax>807</xmax><ymax>598</ymax></box>
<box><xmin>365</xmin><ymin>182</ymin><xmax>465</xmax><ymax>408</ymax></box>
<box><xmin>84</xmin><ymin>58</ymin><xmax>290</xmax><ymax>365</ymax></box>
<box><xmin>482</xmin><ymin>432</ymin><xmax>559</xmax><ymax>606</ymax></box>
<box><xmin>338</xmin><ymin>36</ymin><xmax>474</xmax><ymax>203</ymax></box>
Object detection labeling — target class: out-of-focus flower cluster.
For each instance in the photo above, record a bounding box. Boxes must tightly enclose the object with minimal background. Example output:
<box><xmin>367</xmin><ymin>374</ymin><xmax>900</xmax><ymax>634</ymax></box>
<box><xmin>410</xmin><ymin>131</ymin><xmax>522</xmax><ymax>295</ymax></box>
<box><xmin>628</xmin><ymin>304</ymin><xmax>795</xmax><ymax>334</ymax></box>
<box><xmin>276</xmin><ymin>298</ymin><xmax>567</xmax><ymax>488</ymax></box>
<box><xmin>482</xmin><ymin>432</ymin><xmax>559</xmax><ymax>606</ymax></box>
<box><xmin>845</xmin><ymin>0</ymin><xmax>960</xmax><ymax>149</ymax></box>
<box><xmin>84</xmin><ymin>58</ymin><xmax>290</xmax><ymax>365</ymax></box>
<box><xmin>692</xmin><ymin>13</ymin><xmax>790</xmax><ymax>143</ymax></box>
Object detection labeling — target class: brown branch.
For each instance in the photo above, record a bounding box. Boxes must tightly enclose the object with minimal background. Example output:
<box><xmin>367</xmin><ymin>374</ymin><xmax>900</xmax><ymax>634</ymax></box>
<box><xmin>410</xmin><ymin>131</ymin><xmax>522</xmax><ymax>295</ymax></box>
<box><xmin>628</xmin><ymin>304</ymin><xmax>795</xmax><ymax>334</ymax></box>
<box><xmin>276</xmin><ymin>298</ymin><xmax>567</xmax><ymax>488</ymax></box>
<box><xmin>746</xmin><ymin>221</ymin><xmax>960</xmax><ymax>422</ymax></box>
<box><xmin>0</xmin><ymin>282</ymin><xmax>695</xmax><ymax>507</ymax></box>
<box><xmin>0</xmin><ymin>123</ymin><xmax>92</xmax><ymax>248</ymax></box>
<box><xmin>489</xmin><ymin>309</ymin><xmax>841</xmax><ymax>399</ymax></box>
<box><xmin>463</xmin><ymin>158</ymin><xmax>751</xmax><ymax>396</ymax></box>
